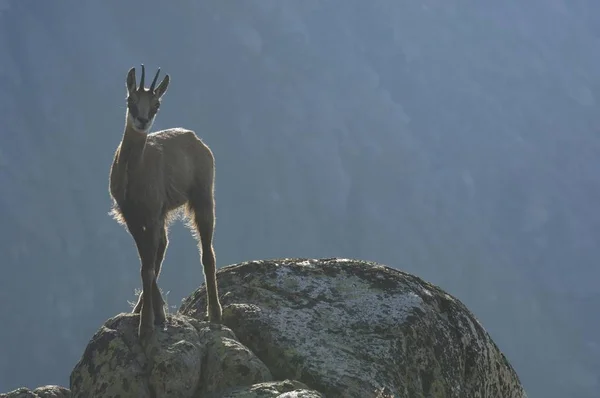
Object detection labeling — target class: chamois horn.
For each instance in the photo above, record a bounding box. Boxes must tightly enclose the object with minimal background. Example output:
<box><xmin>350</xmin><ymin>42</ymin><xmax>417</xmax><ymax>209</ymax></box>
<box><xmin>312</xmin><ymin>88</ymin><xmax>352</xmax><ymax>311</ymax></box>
<box><xmin>150</xmin><ymin>68</ymin><xmax>161</xmax><ymax>92</ymax></box>
<box><xmin>139</xmin><ymin>64</ymin><xmax>146</xmax><ymax>90</ymax></box>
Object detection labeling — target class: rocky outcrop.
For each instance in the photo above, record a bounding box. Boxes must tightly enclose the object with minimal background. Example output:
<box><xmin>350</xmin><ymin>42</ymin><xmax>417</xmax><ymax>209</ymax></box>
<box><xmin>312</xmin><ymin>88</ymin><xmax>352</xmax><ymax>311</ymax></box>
<box><xmin>3</xmin><ymin>258</ymin><xmax>526</xmax><ymax>398</ymax></box>
<box><xmin>69</xmin><ymin>314</ymin><xmax>281</xmax><ymax>397</ymax></box>
<box><xmin>67</xmin><ymin>312</ymin><xmax>322</xmax><ymax>397</ymax></box>
<box><xmin>0</xmin><ymin>386</ymin><xmax>70</xmax><ymax>398</ymax></box>
<box><xmin>181</xmin><ymin>258</ymin><xmax>527</xmax><ymax>398</ymax></box>
<box><xmin>218</xmin><ymin>380</ymin><xmax>323</xmax><ymax>398</ymax></box>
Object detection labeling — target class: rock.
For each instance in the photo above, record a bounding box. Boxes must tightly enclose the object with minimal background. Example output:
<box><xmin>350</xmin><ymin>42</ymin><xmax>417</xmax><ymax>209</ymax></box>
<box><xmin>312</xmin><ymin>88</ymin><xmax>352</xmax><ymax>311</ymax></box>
<box><xmin>69</xmin><ymin>313</ymin><xmax>272</xmax><ymax>398</ymax></box>
<box><xmin>220</xmin><ymin>380</ymin><xmax>323</xmax><ymax>398</ymax></box>
<box><xmin>0</xmin><ymin>385</ymin><xmax>70</xmax><ymax>398</ymax></box>
<box><xmin>58</xmin><ymin>257</ymin><xmax>527</xmax><ymax>397</ymax></box>
<box><xmin>180</xmin><ymin>258</ymin><xmax>528</xmax><ymax>398</ymax></box>
<box><xmin>198</xmin><ymin>323</ymin><xmax>273</xmax><ymax>395</ymax></box>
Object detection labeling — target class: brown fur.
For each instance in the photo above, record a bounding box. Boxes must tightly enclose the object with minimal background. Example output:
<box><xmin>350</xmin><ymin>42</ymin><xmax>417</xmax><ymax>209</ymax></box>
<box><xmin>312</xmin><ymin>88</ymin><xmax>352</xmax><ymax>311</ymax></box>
<box><xmin>109</xmin><ymin>65</ymin><xmax>222</xmax><ymax>340</ymax></box>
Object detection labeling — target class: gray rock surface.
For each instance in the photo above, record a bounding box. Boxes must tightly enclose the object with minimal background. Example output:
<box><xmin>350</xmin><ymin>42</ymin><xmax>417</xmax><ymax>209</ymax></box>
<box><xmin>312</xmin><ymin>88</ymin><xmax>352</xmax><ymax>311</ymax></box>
<box><xmin>69</xmin><ymin>314</ymin><xmax>272</xmax><ymax>398</ymax></box>
<box><xmin>3</xmin><ymin>258</ymin><xmax>525</xmax><ymax>398</ymax></box>
<box><xmin>181</xmin><ymin>258</ymin><xmax>527</xmax><ymax>398</ymax></box>
<box><xmin>0</xmin><ymin>386</ymin><xmax>70</xmax><ymax>398</ymax></box>
<box><xmin>219</xmin><ymin>380</ymin><xmax>323</xmax><ymax>398</ymax></box>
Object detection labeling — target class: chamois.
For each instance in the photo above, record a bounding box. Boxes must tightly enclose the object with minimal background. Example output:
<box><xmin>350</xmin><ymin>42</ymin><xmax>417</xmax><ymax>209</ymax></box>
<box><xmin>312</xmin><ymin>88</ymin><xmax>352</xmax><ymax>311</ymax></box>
<box><xmin>109</xmin><ymin>65</ymin><xmax>222</xmax><ymax>340</ymax></box>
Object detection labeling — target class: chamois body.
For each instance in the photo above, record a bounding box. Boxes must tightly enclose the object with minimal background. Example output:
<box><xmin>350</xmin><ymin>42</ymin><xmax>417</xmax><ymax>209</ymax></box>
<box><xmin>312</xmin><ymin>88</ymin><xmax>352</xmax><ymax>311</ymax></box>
<box><xmin>109</xmin><ymin>65</ymin><xmax>222</xmax><ymax>340</ymax></box>
<box><xmin>110</xmin><ymin>128</ymin><xmax>212</xmax><ymax>217</ymax></box>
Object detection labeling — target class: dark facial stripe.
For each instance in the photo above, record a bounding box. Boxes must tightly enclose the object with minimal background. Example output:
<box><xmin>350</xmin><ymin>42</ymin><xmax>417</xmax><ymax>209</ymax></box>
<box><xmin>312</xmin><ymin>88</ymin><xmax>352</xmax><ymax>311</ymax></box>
<box><xmin>128</xmin><ymin>104</ymin><xmax>139</xmax><ymax>118</ymax></box>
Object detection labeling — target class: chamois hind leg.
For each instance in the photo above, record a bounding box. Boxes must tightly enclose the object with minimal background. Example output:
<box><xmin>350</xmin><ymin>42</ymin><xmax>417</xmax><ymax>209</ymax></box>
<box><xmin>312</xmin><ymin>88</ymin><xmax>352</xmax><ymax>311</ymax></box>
<box><xmin>127</xmin><ymin>218</ymin><xmax>161</xmax><ymax>340</ymax></box>
<box><xmin>133</xmin><ymin>225</ymin><xmax>168</xmax><ymax>325</ymax></box>
<box><xmin>190</xmin><ymin>187</ymin><xmax>222</xmax><ymax>323</ymax></box>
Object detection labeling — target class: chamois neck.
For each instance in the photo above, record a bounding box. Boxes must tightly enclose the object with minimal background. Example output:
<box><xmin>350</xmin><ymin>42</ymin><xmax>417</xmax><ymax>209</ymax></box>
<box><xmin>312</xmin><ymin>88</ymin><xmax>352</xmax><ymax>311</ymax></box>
<box><xmin>123</xmin><ymin>120</ymin><xmax>148</xmax><ymax>143</ymax></box>
<box><xmin>120</xmin><ymin>117</ymin><xmax>148</xmax><ymax>164</ymax></box>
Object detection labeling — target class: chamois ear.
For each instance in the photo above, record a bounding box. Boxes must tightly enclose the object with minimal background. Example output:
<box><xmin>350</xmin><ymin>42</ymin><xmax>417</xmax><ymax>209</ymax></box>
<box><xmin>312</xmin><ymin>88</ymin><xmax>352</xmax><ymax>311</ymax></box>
<box><xmin>154</xmin><ymin>74</ymin><xmax>170</xmax><ymax>99</ymax></box>
<box><xmin>126</xmin><ymin>67</ymin><xmax>137</xmax><ymax>94</ymax></box>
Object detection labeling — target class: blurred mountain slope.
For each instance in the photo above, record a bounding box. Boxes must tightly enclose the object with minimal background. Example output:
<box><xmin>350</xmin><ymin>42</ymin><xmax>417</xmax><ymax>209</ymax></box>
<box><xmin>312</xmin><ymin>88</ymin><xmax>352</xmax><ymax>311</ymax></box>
<box><xmin>0</xmin><ymin>1</ymin><xmax>599</xmax><ymax>397</ymax></box>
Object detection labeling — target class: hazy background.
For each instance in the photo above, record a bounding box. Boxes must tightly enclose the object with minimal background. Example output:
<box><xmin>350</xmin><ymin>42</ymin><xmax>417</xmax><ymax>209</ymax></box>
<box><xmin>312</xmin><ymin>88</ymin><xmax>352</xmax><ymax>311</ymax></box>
<box><xmin>1</xmin><ymin>1</ymin><xmax>599</xmax><ymax>397</ymax></box>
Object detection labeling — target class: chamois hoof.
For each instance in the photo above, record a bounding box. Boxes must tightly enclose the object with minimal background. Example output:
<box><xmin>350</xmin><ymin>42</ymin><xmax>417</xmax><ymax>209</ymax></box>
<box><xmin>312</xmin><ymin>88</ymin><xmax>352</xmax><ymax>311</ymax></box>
<box><xmin>138</xmin><ymin>310</ymin><xmax>155</xmax><ymax>341</ymax></box>
<box><xmin>138</xmin><ymin>322</ymin><xmax>154</xmax><ymax>342</ymax></box>
<box><xmin>154</xmin><ymin>309</ymin><xmax>167</xmax><ymax>326</ymax></box>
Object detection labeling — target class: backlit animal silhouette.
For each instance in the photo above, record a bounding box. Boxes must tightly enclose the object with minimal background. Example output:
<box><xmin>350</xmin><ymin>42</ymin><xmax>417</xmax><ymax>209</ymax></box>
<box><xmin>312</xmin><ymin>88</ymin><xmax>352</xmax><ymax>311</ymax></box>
<box><xmin>109</xmin><ymin>64</ymin><xmax>222</xmax><ymax>340</ymax></box>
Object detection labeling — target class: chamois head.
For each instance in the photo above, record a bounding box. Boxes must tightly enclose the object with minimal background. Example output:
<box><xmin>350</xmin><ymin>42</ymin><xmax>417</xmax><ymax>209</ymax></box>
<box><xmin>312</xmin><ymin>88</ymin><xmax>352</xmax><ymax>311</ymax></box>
<box><xmin>125</xmin><ymin>64</ymin><xmax>170</xmax><ymax>133</ymax></box>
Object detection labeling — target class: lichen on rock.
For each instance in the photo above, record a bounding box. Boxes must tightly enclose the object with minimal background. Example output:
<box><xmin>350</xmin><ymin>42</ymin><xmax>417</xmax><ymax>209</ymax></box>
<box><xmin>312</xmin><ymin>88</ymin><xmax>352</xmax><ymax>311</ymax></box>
<box><xmin>5</xmin><ymin>258</ymin><xmax>526</xmax><ymax>398</ymax></box>
<box><xmin>69</xmin><ymin>313</ymin><xmax>272</xmax><ymax>397</ymax></box>
<box><xmin>0</xmin><ymin>385</ymin><xmax>70</xmax><ymax>398</ymax></box>
<box><xmin>181</xmin><ymin>258</ymin><xmax>528</xmax><ymax>398</ymax></box>
<box><xmin>219</xmin><ymin>380</ymin><xmax>323</xmax><ymax>398</ymax></box>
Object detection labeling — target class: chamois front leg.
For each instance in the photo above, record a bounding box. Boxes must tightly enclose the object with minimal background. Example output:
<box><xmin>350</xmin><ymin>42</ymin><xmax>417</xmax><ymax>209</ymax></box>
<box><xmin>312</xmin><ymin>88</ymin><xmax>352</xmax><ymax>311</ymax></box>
<box><xmin>129</xmin><ymin>221</ymin><xmax>161</xmax><ymax>340</ymax></box>
<box><xmin>133</xmin><ymin>225</ymin><xmax>167</xmax><ymax>325</ymax></box>
<box><xmin>139</xmin><ymin>260</ymin><xmax>156</xmax><ymax>340</ymax></box>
